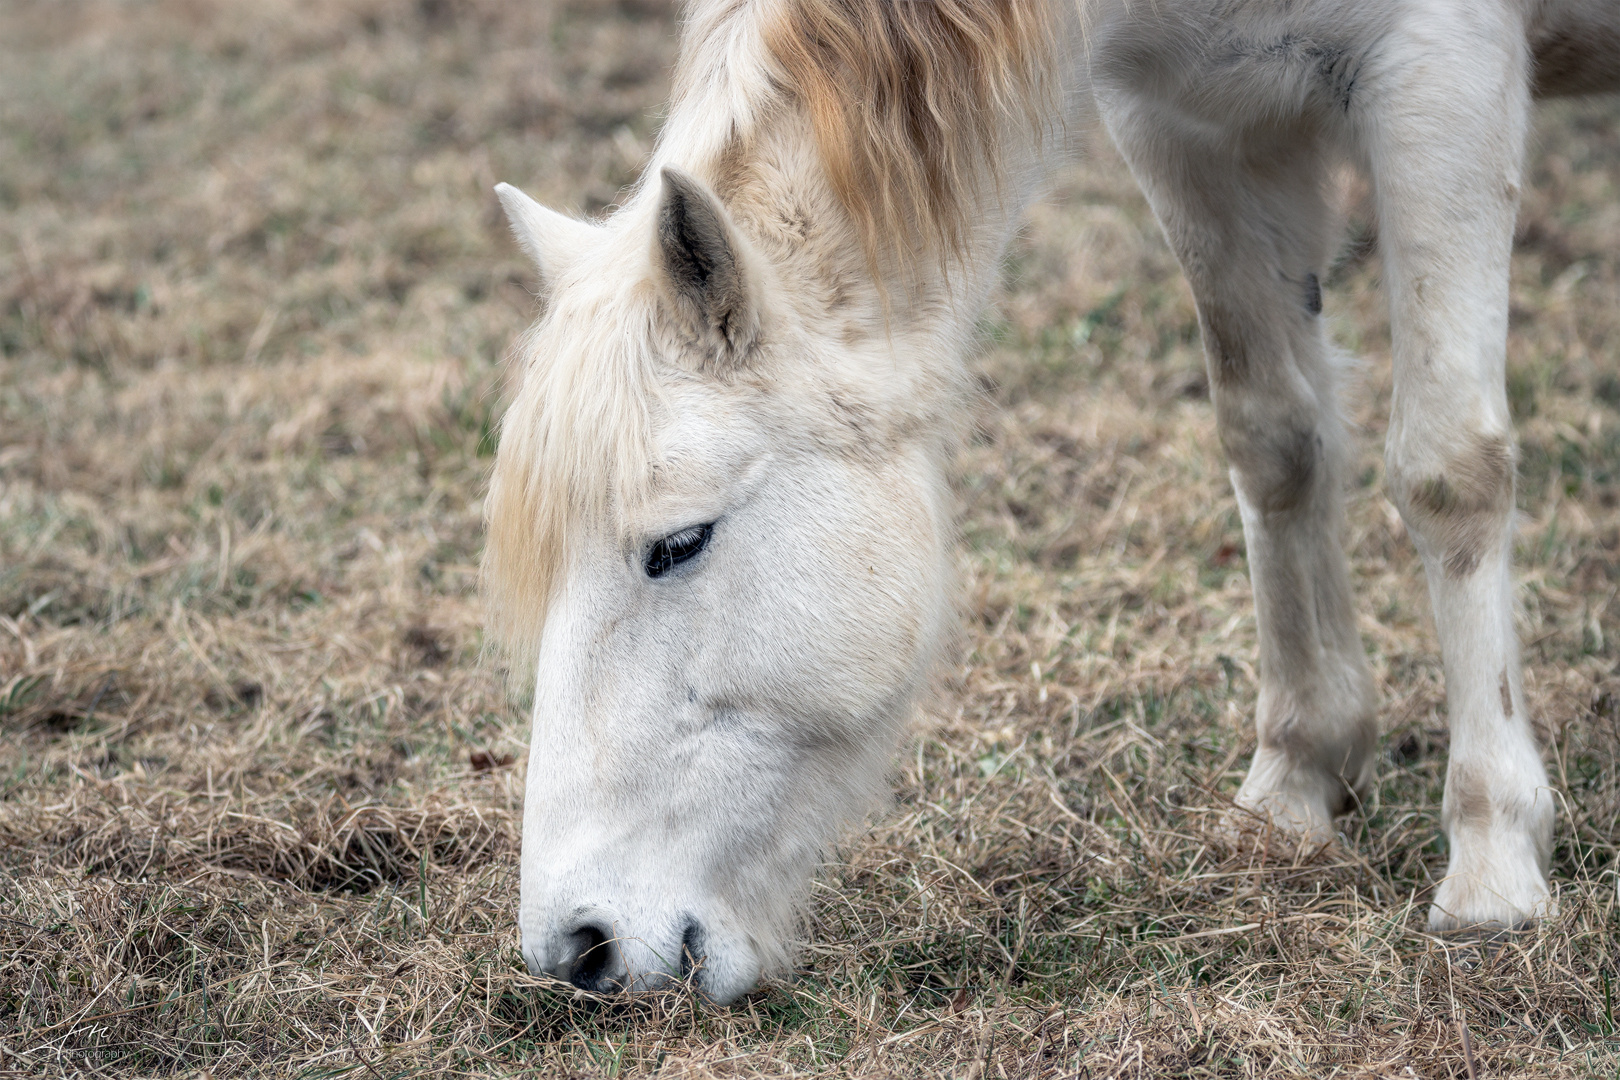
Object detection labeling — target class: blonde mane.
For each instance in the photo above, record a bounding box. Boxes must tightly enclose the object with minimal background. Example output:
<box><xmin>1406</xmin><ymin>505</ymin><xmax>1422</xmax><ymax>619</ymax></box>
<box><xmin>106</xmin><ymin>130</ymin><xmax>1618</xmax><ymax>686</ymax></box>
<box><xmin>483</xmin><ymin>0</ymin><xmax>1060</xmax><ymax>678</ymax></box>
<box><xmin>763</xmin><ymin>0</ymin><xmax>1057</xmax><ymax>277</ymax></box>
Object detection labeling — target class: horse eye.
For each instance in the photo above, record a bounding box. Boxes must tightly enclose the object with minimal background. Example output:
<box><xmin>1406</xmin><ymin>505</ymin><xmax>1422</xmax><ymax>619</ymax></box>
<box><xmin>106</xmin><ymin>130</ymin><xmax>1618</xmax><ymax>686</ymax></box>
<box><xmin>645</xmin><ymin>523</ymin><xmax>714</xmax><ymax>579</ymax></box>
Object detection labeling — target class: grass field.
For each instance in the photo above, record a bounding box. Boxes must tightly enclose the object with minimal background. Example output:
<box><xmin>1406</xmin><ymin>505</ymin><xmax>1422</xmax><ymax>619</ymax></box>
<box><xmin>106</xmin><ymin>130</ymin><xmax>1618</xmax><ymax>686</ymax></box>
<box><xmin>3</xmin><ymin>1</ymin><xmax>1619</xmax><ymax>1076</ymax></box>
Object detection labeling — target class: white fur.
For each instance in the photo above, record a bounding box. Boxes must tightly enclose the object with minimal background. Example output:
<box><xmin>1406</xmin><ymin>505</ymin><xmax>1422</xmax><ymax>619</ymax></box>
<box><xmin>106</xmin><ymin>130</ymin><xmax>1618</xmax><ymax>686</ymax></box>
<box><xmin>493</xmin><ymin>0</ymin><xmax>1617</xmax><ymax>999</ymax></box>
<box><xmin>494</xmin><ymin>183</ymin><xmax>599</xmax><ymax>283</ymax></box>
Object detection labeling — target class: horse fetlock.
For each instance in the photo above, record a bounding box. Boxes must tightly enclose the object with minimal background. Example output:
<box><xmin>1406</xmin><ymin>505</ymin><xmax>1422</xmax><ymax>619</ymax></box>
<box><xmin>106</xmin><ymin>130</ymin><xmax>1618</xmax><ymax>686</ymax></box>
<box><xmin>1430</xmin><ymin>816</ymin><xmax>1555</xmax><ymax>932</ymax></box>
<box><xmin>1431</xmin><ymin>754</ymin><xmax>1554</xmax><ymax>930</ymax></box>
<box><xmin>1235</xmin><ymin>686</ymin><xmax>1378</xmax><ymax>838</ymax></box>
<box><xmin>1235</xmin><ymin>737</ymin><xmax>1373</xmax><ymax>837</ymax></box>
<box><xmin>1233</xmin><ymin>746</ymin><xmax>1343</xmax><ymax>844</ymax></box>
<box><xmin>1388</xmin><ymin>429</ymin><xmax>1515</xmax><ymax>579</ymax></box>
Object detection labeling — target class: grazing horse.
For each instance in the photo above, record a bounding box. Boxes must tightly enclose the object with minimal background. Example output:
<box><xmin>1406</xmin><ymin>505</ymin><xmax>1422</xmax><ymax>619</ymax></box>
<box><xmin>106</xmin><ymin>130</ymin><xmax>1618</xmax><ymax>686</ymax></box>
<box><xmin>484</xmin><ymin>0</ymin><xmax>1620</xmax><ymax>1002</ymax></box>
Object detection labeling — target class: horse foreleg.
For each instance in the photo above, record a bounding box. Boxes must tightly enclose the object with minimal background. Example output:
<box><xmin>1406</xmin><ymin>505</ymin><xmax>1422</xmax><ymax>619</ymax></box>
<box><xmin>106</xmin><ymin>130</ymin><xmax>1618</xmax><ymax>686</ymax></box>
<box><xmin>1104</xmin><ymin>101</ymin><xmax>1378</xmax><ymax>844</ymax></box>
<box><xmin>1367</xmin><ymin>8</ymin><xmax>1554</xmax><ymax>930</ymax></box>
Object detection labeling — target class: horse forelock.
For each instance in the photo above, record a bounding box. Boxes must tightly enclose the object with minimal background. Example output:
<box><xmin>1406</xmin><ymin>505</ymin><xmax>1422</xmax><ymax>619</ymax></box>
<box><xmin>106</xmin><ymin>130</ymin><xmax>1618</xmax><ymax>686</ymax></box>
<box><xmin>762</xmin><ymin>0</ymin><xmax>1059</xmax><ymax>281</ymax></box>
<box><xmin>481</xmin><ymin>266</ymin><xmax>665</xmax><ymax>682</ymax></box>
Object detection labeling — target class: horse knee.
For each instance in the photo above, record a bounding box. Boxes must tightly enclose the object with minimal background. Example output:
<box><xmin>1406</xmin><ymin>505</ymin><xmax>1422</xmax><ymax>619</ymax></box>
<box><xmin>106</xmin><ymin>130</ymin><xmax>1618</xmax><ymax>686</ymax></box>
<box><xmin>1200</xmin><ymin>299</ymin><xmax>1336</xmax><ymax>516</ymax></box>
<box><xmin>1387</xmin><ymin>429</ymin><xmax>1515</xmax><ymax>578</ymax></box>
<box><xmin>1220</xmin><ymin>414</ymin><xmax>1324</xmax><ymax>516</ymax></box>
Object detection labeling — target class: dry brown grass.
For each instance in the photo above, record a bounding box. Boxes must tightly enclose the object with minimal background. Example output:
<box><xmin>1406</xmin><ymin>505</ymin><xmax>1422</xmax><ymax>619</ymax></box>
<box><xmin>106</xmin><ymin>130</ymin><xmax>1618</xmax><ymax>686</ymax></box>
<box><xmin>1</xmin><ymin>1</ymin><xmax>1618</xmax><ymax>1076</ymax></box>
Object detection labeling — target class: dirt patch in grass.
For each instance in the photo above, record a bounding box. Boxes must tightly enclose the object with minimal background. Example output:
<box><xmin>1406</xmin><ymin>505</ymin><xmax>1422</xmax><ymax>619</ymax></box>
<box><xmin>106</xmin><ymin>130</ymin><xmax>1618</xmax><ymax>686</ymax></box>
<box><xmin>2</xmin><ymin>0</ymin><xmax>1618</xmax><ymax>1075</ymax></box>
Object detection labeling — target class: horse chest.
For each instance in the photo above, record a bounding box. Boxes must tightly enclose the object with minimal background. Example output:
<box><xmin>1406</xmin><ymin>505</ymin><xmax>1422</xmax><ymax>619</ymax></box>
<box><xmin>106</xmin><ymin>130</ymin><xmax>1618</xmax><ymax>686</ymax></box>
<box><xmin>1086</xmin><ymin>0</ymin><xmax>1384</xmax><ymax>129</ymax></box>
<box><xmin>1088</xmin><ymin>0</ymin><xmax>1620</xmax><ymax>130</ymax></box>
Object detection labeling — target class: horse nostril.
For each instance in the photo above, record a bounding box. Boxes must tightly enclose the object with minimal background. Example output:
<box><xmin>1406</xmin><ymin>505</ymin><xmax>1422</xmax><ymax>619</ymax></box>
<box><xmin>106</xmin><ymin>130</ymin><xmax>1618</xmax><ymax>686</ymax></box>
<box><xmin>679</xmin><ymin>919</ymin><xmax>705</xmax><ymax>982</ymax></box>
<box><xmin>558</xmin><ymin>919</ymin><xmax>624</xmax><ymax>992</ymax></box>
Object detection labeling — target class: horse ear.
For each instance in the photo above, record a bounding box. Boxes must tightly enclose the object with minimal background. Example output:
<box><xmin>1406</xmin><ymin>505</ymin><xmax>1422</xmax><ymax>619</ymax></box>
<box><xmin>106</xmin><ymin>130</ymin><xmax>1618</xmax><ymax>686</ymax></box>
<box><xmin>655</xmin><ymin>166</ymin><xmax>760</xmax><ymax>367</ymax></box>
<box><xmin>495</xmin><ymin>182</ymin><xmax>598</xmax><ymax>285</ymax></box>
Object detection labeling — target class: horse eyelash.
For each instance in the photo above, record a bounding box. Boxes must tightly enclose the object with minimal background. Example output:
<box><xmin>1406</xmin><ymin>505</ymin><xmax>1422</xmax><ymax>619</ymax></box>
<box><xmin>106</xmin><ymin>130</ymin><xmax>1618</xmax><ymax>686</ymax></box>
<box><xmin>645</xmin><ymin>523</ymin><xmax>714</xmax><ymax>578</ymax></box>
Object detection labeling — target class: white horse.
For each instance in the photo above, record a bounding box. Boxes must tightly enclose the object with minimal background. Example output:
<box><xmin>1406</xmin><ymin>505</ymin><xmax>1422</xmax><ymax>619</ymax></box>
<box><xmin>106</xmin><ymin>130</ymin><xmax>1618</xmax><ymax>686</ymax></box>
<box><xmin>484</xmin><ymin>0</ymin><xmax>1620</xmax><ymax>1003</ymax></box>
